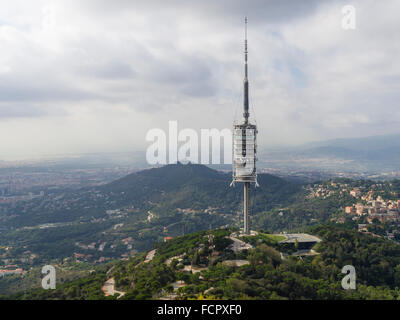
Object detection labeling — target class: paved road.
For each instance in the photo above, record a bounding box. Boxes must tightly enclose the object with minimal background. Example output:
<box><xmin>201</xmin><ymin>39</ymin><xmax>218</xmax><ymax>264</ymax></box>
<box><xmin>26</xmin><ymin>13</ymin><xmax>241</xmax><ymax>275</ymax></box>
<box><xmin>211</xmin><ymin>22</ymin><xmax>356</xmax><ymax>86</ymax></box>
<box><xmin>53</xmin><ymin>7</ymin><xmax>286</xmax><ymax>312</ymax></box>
<box><xmin>278</xmin><ymin>233</ymin><xmax>321</xmax><ymax>243</ymax></box>
<box><xmin>228</xmin><ymin>237</ymin><xmax>253</xmax><ymax>252</ymax></box>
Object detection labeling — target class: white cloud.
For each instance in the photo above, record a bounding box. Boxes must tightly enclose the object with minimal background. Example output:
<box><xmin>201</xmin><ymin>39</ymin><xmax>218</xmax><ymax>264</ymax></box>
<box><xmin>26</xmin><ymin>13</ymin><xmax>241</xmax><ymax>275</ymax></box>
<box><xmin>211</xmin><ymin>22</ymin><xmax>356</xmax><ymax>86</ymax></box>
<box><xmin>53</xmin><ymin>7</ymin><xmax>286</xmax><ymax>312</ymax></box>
<box><xmin>0</xmin><ymin>0</ymin><xmax>399</xmax><ymax>159</ymax></box>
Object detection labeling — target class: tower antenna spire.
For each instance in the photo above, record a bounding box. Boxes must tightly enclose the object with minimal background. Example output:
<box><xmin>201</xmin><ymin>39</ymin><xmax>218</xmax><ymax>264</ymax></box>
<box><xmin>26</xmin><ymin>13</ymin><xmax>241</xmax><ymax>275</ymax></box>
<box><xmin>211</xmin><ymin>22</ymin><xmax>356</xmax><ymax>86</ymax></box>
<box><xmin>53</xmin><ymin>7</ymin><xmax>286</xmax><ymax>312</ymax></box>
<box><xmin>243</xmin><ymin>16</ymin><xmax>249</xmax><ymax>124</ymax></box>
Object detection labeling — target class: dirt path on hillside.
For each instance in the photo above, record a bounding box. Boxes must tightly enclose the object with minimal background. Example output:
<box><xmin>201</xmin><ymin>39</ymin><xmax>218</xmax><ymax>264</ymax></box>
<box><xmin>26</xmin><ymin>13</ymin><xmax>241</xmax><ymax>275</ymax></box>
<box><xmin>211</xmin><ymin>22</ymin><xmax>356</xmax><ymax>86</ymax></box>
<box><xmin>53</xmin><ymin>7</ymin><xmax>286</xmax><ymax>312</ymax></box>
<box><xmin>144</xmin><ymin>249</ymin><xmax>157</xmax><ymax>263</ymax></box>
<box><xmin>102</xmin><ymin>277</ymin><xmax>125</xmax><ymax>298</ymax></box>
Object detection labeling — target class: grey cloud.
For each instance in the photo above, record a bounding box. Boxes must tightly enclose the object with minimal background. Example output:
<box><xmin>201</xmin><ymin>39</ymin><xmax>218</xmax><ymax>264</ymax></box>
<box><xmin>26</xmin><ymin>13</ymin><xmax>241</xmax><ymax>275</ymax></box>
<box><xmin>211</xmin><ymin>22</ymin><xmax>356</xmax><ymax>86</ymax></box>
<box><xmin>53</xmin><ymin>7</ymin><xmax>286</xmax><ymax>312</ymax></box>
<box><xmin>181</xmin><ymin>82</ymin><xmax>216</xmax><ymax>98</ymax></box>
<box><xmin>1</xmin><ymin>0</ymin><xmax>400</xmax><ymax>159</ymax></box>
<box><xmin>154</xmin><ymin>59</ymin><xmax>211</xmax><ymax>83</ymax></box>
<box><xmin>78</xmin><ymin>61</ymin><xmax>136</xmax><ymax>79</ymax></box>
<box><xmin>149</xmin><ymin>54</ymin><xmax>217</xmax><ymax>97</ymax></box>
<box><xmin>0</xmin><ymin>78</ymin><xmax>97</xmax><ymax>103</ymax></box>
<box><xmin>0</xmin><ymin>103</ymin><xmax>46</xmax><ymax>118</ymax></box>
<box><xmin>82</xmin><ymin>0</ymin><xmax>338</xmax><ymax>25</ymax></box>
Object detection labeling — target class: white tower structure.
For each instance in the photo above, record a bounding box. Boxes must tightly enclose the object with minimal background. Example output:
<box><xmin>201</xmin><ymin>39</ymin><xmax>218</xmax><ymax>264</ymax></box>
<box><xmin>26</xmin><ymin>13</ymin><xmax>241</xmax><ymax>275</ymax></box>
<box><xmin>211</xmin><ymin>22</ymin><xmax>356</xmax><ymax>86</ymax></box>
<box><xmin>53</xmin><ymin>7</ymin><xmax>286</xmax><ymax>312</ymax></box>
<box><xmin>230</xmin><ymin>17</ymin><xmax>258</xmax><ymax>235</ymax></box>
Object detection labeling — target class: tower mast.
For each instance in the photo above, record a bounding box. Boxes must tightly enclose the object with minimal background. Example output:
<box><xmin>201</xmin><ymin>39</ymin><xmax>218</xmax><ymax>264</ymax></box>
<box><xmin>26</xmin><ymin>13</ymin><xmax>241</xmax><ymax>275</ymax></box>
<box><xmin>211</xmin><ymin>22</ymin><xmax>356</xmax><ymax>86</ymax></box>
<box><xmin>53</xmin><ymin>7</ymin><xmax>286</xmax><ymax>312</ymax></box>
<box><xmin>243</xmin><ymin>17</ymin><xmax>250</xmax><ymax>234</ymax></box>
<box><xmin>231</xmin><ymin>17</ymin><xmax>258</xmax><ymax>236</ymax></box>
<box><xmin>243</xmin><ymin>16</ymin><xmax>249</xmax><ymax>124</ymax></box>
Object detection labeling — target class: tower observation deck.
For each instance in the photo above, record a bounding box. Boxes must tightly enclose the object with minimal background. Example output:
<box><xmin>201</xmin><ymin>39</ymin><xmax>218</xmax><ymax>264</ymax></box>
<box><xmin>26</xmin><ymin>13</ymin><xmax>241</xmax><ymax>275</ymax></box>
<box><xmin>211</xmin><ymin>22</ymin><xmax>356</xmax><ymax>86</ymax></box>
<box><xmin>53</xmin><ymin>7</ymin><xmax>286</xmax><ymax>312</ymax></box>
<box><xmin>230</xmin><ymin>17</ymin><xmax>258</xmax><ymax>235</ymax></box>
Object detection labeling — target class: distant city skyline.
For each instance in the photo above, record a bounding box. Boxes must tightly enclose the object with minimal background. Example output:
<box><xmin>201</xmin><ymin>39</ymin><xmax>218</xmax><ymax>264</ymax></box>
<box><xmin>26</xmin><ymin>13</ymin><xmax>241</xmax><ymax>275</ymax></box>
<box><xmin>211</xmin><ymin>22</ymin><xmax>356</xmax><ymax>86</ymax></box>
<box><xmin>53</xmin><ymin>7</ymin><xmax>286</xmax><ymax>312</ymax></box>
<box><xmin>1</xmin><ymin>0</ymin><xmax>400</xmax><ymax>160</ymax></box>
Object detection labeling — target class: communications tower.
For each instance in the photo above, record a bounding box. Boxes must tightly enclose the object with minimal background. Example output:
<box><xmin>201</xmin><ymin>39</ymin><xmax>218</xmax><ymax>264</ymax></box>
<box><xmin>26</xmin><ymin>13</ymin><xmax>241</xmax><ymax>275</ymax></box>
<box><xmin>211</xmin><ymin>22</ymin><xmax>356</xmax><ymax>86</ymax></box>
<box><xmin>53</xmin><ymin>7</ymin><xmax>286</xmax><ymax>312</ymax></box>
<box><xmin>230</xmin><ymin>17</ymin><xmax>258</xmax><ymax>235</ymax></box>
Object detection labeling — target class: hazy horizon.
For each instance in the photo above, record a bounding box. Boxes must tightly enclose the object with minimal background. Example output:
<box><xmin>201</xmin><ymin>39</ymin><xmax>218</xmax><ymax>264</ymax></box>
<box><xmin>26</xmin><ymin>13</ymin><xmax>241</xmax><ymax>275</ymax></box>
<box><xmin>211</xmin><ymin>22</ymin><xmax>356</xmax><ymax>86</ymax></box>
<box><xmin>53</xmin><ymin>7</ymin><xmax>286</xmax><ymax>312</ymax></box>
<box><xmin>2</xmin><ymin>131</ymin><xmax>400</xmax><ymax>163</ymax></box>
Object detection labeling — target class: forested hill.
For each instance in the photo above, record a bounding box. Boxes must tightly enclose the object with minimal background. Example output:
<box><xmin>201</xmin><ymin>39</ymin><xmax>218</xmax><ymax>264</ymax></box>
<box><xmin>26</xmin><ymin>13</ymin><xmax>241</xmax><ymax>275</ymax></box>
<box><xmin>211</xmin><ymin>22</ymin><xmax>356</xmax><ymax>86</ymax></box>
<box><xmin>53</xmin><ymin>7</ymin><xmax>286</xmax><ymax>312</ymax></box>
<box><xmin>8</xmin><ymin>225</ymin><xmax>400</xmax><ymax>300</ymax></box>
<box><xmin>1</xmin><ymin>163</ymin><xmax>303</xmax><ymax>229</ymax></box>
<box><xmin>0</xmin><ymin>163</ymin><xmax>305</xmax><ymax>274</ymax></box>
<box><xmin>100</xmin><ymin>163</ymin><xmax>304</xmax><ymax>212</ymax></box>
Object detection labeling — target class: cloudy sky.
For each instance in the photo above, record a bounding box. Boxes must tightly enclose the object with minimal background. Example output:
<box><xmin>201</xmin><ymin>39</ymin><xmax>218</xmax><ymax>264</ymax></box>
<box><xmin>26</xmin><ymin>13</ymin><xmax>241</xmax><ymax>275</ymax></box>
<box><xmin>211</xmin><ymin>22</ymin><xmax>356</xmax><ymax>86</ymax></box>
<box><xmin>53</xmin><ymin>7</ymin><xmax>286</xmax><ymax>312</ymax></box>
<box><xmin>0</xmin><ymin>0</ymin><xmax>399</xmax><ymax>160</ymax></box>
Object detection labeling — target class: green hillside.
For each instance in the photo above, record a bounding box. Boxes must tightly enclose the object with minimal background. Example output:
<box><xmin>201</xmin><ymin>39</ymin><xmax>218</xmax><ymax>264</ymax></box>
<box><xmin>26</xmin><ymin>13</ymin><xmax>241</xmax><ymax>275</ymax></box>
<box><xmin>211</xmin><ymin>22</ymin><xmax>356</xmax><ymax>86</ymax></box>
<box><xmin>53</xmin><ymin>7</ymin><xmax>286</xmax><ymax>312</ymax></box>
<box><xmin>101</xmin><ymin>163</ymin><xmax>304</xmax><ymax>212</ymax></box>
<box><xmin>5</xmin><ymin>163</ymin><xmax>400</xmax><ymax>298</ymax></box>
<box><xmin>0</xmin><ymin>163</ymin><xmax>305</xmax><ymax>294</ymax></box>
<box><xmin>7</xmin><ymin>225</ymin><xmax>400</xmax><ymax>300</ymax></box>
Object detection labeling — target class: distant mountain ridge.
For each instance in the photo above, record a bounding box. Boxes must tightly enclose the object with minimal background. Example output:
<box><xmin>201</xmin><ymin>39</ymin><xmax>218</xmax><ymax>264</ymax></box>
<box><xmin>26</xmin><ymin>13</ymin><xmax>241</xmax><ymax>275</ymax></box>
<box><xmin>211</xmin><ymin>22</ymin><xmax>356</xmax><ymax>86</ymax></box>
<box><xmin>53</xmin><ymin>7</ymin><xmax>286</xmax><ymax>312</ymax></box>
<box><xmin>303</xmin><ymin>134</ymin><xmax>400</xmax><ymax>151</ymax></box>
<box><xmin>262</xmin><ymin>133</ymin><xmax>400</xmax><ymax>173</ymax></box>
